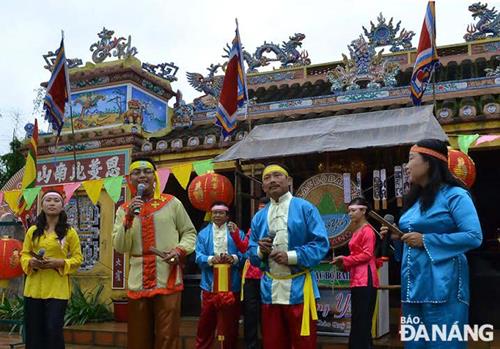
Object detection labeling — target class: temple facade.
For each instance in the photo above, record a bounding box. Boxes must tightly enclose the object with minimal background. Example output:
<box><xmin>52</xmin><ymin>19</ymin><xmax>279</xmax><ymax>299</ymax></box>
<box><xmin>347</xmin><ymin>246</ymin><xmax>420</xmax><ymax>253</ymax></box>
<box><xmin>2</xmin><ymin>2</ymin><xmax>499</xmax><ymax>328</ymax></box>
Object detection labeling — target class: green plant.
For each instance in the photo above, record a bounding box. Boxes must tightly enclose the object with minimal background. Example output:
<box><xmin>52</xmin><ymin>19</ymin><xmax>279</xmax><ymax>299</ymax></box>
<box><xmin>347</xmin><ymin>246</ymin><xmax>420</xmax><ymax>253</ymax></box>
<box><xmin>64</xmin><ymin>281</ymin><xmax>113</xmax><ymax>326</ymax></box>
<box><xmin>0</xmin><ymin>295</ymin><xmax>24</xmax><ymax>334</ymax></box>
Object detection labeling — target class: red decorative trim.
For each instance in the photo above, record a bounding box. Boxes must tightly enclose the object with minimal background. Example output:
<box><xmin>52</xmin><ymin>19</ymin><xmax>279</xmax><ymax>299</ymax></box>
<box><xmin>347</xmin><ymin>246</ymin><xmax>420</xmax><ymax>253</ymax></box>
<box><xmin>139</xmin><ymin>194</ymin><xmax>175</xmax><ymax>290</ymax></box>
<box><xmin>166</xmin><ymin>264</ymin><xmax>181</xmax><ymax>289</ymax></box>
<box><xmin>123</xmin><ymin>215</ymin><xmax>133</xmax><ymax>230</ymax></box>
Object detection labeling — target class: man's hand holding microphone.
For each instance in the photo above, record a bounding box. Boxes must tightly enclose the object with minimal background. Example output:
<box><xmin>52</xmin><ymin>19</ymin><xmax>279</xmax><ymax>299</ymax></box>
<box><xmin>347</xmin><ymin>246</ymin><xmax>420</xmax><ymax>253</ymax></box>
<box><xmin>258</xmin><ymin>230</ymin><xmax>288</xmax><ymax>266</ymax></box>
<box><xmin>126</xmin><ymin>183</ymin><xmax>146</xmax><ymax>219</ymax></box>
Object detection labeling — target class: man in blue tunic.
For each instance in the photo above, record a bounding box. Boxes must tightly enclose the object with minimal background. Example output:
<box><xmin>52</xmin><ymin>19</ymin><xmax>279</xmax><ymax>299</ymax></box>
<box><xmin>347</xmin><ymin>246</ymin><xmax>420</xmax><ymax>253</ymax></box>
<box><xmin>195</xmin><ymin>202</ymin><xmax>244</xmax><ymax>349</ymax></box>
<box><xmin>249</xmin><ymin>164</ymin><xmax>330</xmax><ymax>349</ymax></box>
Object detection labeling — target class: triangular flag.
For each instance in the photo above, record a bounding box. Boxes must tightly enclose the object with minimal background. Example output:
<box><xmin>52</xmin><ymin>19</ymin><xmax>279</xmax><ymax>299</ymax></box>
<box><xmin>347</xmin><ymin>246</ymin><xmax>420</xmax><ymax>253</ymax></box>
<box><xmin>82</xmin><ymin>179</ymin><xmax>104</xmax><ymax>205</ymax></box>
<box><xmin>193</xmin><ymin>159</ymin><xmax>214</xmax><ymax>176</ymax></box>
<box><xmin>0</xmin><ymin>192</ymin><xmax>4</xmax><ymax>205</ymax></box>
<box><xmin>475</xmin><ymin>135</ymin><xmax>500</xmax><ymax>146</ymax></box>
<box><xmin>22</xmin><ymin>187</ymin><xmax>42</xmax><ymax>210</ymax></box>
<box><xmin>458</xmin><ymin>134</ymin><xmax>479</xmax><ymax>154</ymax></box>
<box><xmin>103</xmin><ymin>176</ymin><xmax>123</xmax><ymax>203</ymax></box>
<box><xmin>4</xmin><ymin>190</ymin><xmax>22</xmax><ymax>214</ymax></box>
<box><xmin>62</xmin><ymin>182</ymin><xmax>81</xmax><ymax>205</ymax></box>
<box><xmin>157</xmin><ymin>168</ymin><xmax>171</xmax><ymax>194</ymax></box>
<box><xmin>171</xmin><ymin>163</ymin><xmax>193</xmax><ymax>189</ymax></box>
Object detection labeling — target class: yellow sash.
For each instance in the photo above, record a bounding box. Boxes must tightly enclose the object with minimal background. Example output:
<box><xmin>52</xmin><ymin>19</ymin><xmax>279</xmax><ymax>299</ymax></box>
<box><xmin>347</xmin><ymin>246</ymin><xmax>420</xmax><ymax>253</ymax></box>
<box><xmin>265</xmin><ymin>270</ymin><xmax>318</xmax><ymax>336</ymax></box>
<box><xmin>213</xmin><ymin>264</ymin><xmax>231</xmax><ymax>292</ymax></box>
<box><xmin>240</xmin><ymin>259</ymin><xmax>251</xmax><ymax>301</ymax></box>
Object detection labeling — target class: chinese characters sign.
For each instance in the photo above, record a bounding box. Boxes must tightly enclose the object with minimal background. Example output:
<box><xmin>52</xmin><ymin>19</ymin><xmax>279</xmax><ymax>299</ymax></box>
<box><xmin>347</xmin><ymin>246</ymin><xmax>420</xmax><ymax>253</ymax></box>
<box><xmin>112</xmin><ymin>249</ymin><xmax>125</xmax><ymax>289</ymax></box>
<box><xmin>36</xmin><ymin>149</ymin><xmax>130</xmax><ymax>186</ymax></box>
<box><xmin>112</xmin><ymin>188</ymin><xmax>127</xmax><ymax>289</ymax></box>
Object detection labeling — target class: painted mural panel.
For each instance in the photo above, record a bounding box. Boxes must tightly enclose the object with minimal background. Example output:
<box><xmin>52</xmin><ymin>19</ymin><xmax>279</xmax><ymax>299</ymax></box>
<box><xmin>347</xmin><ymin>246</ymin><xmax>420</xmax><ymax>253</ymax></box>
<box><xmin>131</xmin><ymin>87</ymin><xmax>168</xmax><ymax>132</ymax></box>
<box><xmin>65</xmin><ymin>85</ymin><xmax>127</xmax><ymax>131</ymax></box>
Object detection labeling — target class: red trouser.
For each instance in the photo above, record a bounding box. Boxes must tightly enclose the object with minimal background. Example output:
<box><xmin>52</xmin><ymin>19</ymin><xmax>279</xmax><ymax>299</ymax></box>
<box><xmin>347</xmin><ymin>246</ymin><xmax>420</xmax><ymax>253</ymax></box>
<box><xmin>196</xmin><ymin>290</ymin><xmax>241</xmax><ymax>349</ymax></box>
<box><xmin>261</xmin><ymin>303</ymin><xmax>317</xmax><ymax>349</ymax></box>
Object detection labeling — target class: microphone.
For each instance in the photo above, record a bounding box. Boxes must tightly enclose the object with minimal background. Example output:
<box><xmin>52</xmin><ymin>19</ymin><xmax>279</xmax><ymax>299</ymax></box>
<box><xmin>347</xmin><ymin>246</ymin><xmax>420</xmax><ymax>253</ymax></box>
<box><xmin>133</xmin><ymin>183</ymin><xmax>146</xmax><ymax>215</ymax></box>
<box><xmin>31</xmin><ymin>248</ymin><xmax>46</xmax><ymax>271</ymax></box>
<box><xmin>260</xmin><ymin>230</ymin><xmax>276</xmax><ymax>270</ymax></box>
<box><xmin>31</xmin><ymin>248</ymin><xmax>45</xmax><ymax>260</ymax></box>
<box><xmin>381</xmin><ymin>214</ymin><xmax>394</xmax><ymax>261</ymax></box>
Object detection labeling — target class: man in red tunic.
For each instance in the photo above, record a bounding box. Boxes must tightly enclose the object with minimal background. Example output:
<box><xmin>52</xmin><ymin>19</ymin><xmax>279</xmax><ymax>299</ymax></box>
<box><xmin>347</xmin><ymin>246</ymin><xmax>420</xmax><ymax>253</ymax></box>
<box><xmin>113</xmin><ymin>158</ymin><xmax>197</xmax><ymax>349</ymax></box>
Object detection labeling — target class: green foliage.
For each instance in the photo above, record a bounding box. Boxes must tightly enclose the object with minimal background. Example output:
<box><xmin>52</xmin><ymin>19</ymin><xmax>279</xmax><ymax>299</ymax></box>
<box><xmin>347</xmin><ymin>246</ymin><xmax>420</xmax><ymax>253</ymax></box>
<box><xmin>64</xmin><ymin>281</ymin><xmax>113</xmax><ymax>326</ymax></box>
<box><xmin>0</xmin><ymin>295</ymin><xmax>24</xmax><ymax>334</ymax></box>
<box><xmin>0</xmin><ymin>137</ymin><xmax>25</xmax><ymax>188</ymax></box>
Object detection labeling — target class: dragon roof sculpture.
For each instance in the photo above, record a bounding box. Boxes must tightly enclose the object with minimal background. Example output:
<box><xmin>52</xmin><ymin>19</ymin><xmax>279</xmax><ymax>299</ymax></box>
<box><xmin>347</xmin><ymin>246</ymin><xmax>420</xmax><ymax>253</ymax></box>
<box><xmin>327</xmin><ymin>12</ymin><xmax>412</xmax><ymax>93</ymax></box>
<box><xmin>464</xmin><ymin>2</ymin><xmax>500</xmax><ymax>41</ymax></box>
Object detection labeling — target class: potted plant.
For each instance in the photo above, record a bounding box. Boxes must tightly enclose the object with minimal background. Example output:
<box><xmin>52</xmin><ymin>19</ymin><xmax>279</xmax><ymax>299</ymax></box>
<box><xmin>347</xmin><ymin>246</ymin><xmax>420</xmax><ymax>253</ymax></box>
<box><xmin>64</xmin><ymin>281</ymin><xmax>113</xmax><ymax>326</ymax></box>
<box><xmin>0</xmin><ymin>295</ymin><xmax>24</xmax><ymax>334</ymax></box>
<box><xmin>111</xmin><ymin>296</ymin><xmax>128</xmax><ymax>323</ymax></box>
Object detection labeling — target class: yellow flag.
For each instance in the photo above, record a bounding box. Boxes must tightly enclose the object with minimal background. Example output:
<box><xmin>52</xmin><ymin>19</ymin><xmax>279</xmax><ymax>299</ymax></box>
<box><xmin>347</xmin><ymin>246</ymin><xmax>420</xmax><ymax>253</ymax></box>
<box><xmin>4</xmin><ymin>190</ymin><xmax>22</xmax><ymax>214</ymax></box>
<box><xmin>170</xmin><ymin>163</ymin><xmax>193</xmax><ymax>189</ymax></box>
<box><xmin>82</xmin><ymin>179</ymin><xmax>104</xmax><ymax>205</ymax></box>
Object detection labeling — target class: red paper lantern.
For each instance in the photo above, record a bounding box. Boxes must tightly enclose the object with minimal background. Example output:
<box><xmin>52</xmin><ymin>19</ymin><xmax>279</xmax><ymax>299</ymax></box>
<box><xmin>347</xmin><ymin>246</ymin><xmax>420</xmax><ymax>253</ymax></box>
<box><xmin>0</xmin><ymin>236</ymin><xmax>23</xmax><ymax>280</ymax></box>
<box><xmin>448</xmin><ymin>149</ymin><xmax>476</xmax><ymax>188</ymax></box>
<box><xmin>188</xmin><ymin>173</ymin><xmax>234</xmax><ymax>212</ymax></box>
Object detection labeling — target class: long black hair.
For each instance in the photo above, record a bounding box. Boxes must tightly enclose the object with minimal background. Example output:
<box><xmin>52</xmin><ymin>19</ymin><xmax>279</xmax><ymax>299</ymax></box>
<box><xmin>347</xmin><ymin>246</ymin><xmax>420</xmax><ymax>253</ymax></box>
<box><xmin>32</xmin><ymin>195</ymin><xmax>71</xmax><ymax>241</ymax></box>
<box><xmin>403</xmin><ymin>139</ymin><xmax>467</xmax><ymax>213</ymax></box>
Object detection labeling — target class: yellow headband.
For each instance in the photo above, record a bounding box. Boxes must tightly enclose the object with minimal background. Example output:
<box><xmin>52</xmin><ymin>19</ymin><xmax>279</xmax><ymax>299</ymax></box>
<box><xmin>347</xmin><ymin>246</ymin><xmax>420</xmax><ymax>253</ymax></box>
<box><xmin>129</xmin><ymin>160</ymin><xmax>161</xmax><ymax>199</ymax></box>
<box><xmin>130</xmin><ymin>160</ymin><xmax>155</xmax><ymax>172</ymax></box>
<box><xmin>262</xmin><ymin>165</ymin><xmax>288</xmax><ymax>180</ymax></box>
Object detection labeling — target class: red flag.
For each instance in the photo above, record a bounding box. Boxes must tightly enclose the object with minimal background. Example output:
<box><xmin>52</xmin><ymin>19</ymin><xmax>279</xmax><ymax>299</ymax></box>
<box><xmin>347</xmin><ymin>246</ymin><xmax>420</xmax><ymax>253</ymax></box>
<box><xmin>44</xmin><ymin>38</ymin><xmax>69</xmax><ymax>135</ymax></box>
<box><xmin>214</xmin><ymin>22</ymin><xmax>248</xmax><ymax>138</ymax></box>
<box><xmin>409</xmin><ymin>1</ymin><xmax>439</xmax><ymax>105</ymax></box>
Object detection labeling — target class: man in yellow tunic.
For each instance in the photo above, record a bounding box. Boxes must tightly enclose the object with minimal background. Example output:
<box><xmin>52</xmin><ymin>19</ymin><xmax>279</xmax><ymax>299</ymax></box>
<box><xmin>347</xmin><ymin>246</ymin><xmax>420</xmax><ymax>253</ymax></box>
<box><xmin>113</xmin><ymin>158</ymin><xmax>197</xmax><ymax>349</ymax></box>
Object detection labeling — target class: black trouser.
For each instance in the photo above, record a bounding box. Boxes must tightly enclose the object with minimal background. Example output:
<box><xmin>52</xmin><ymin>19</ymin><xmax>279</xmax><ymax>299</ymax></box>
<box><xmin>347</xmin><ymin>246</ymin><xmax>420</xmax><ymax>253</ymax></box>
<box><xmin>349</xmin><ymin>266</ymin><xmax>377</xmax><ymax>349</ymax></box>
<box><xmin>24</xmin><ymin>297</ymin><xmax>68</xmax><ymax>349</ymax></box>
<box><xmin>243</xmin><ymin>278</ymin><xmax>261</xmax><ymax>349</ymax></box>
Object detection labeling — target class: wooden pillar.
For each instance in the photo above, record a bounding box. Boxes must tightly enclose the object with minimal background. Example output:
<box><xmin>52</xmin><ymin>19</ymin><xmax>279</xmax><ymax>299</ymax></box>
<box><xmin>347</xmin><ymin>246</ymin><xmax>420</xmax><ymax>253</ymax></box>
<box><xmin>235</xmin><ymin>160</ymin><xmax>242</xmax><ymax>227</ymax></box>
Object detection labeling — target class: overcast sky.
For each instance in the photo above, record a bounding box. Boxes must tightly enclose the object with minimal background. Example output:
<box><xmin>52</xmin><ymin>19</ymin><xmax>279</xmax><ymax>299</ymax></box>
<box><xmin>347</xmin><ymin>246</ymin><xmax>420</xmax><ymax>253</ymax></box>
<box><xmin>0</xmin><ymin>0</ymin><xmax>486</xmax><ymax>154</ymax></box>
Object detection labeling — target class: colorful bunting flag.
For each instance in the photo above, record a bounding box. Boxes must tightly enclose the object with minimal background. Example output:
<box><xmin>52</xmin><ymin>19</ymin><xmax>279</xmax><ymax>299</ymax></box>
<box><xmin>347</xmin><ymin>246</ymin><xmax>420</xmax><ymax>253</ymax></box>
<box><xmin>103</xmin><ymin>176</ymin><xmax>123</xmax><ymax>203</ymax></box>
<box><xmin>475</xmin><ymin>135</ymin><xmax>500</xmax><ymax>146</ymax></box>
<box><xmin>458</xmin><ymin>134</ymin><xmax>479</xmax><ymax>154</ymax></box>
<box><xmin>193</xmin><ymin>159</ymin><xmax>214</xmax><ymax>176</ymax></box>
<box><xmin>171</xmin><ymin>163</ymin><xmax>193</xmax><ymax>189</ymax></box>
<box><xmin>157</xmin><ymin>168</ymin><xmax>171</xmax><ymax>194</ymax></box>
<box><xmin>22</xmin><ymin>187</ymin><xmax>42</xmax><ymax>210</ymax></box>
<box><xmin>62</xmin><ymin>182</ymin><xmax>81</xmax><ymax>205</ymax></box>
<box><xmin>82</xmin><ymin>179</ymin><xmax>104</xmax><ymax>205</ymax></box>
<box><xmin>4</xmin><ymin>190</ymin><xmax>22</xmax><ymax>214</ymax></box>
